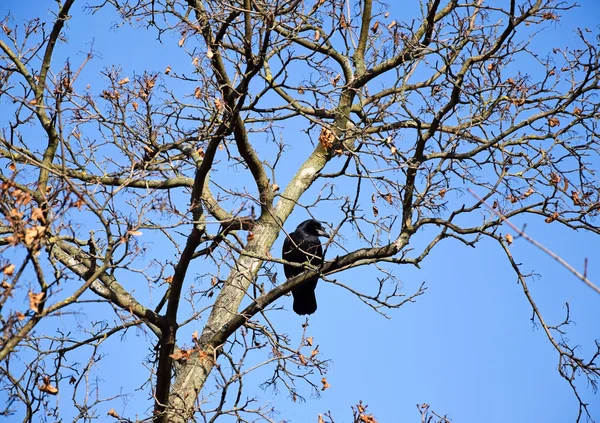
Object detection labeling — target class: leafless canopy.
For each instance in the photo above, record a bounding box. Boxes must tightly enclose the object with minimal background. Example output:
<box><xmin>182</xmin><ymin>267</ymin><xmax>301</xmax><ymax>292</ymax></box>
<box><xmin>1</xmin><ymin>0</ymin><xmax>599</xmax><ymax>422</ymax></box>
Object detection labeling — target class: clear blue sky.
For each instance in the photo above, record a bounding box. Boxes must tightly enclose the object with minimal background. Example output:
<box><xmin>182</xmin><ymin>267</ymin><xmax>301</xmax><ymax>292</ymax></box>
<box><xmin>1</xmin><ymin>1</ymin><xmax>599</xmax><ymax>422</ymax></box>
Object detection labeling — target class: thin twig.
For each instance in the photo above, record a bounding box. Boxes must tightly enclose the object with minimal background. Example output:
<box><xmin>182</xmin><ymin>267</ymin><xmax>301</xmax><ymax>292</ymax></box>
<box><xmin>468</xmin><ymin>188</ymin><xmax>600</xmax><ymax>295</ymax></box>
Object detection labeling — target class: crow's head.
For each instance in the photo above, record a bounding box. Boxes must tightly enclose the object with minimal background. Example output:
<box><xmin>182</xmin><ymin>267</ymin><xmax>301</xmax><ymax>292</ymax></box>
<box><xmin>296</xmin><ymin>219</ymin><xmax>329</xmax><ymax>238</ymax></box>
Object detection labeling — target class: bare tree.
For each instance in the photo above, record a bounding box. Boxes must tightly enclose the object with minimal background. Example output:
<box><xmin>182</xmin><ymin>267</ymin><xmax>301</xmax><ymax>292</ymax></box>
<box><xmin>1</xmin><ymin>0</ymin><xmax>599</xmax><ymax>422</ymax></box>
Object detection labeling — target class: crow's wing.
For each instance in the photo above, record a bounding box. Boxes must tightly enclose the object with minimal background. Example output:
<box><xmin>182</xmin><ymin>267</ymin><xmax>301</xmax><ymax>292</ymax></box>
<box><xmin>282</xmin><ymin>232</ymin><xmax>300</xmax><ymax>279</ymax></box>
<box><xmin>282</xmin><ymin>230</ymin><xmax>323</xmax><ymax>277</ymax></box>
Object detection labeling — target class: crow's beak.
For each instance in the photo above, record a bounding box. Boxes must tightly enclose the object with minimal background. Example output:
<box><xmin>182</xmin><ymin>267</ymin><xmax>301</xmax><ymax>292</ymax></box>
<box><xmin>317</xmin><ymin>227</ymin><xmax>330</xmax><ymax>238</ymax></box>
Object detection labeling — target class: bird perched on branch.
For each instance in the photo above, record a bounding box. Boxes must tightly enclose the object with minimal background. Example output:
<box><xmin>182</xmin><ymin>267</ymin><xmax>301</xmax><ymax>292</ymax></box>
<box><xmin>282</xmin><ymin>219</ymin><xmax>329</xmax><ymax>315</ymax></box>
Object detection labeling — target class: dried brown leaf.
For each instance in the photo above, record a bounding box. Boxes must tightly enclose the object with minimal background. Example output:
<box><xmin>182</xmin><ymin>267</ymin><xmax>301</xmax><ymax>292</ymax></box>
<box><xmin>170</xmin><ymin>349</ymin><xmax>193</xmax><ymax>361</ymax></box>
<box><xmin>39</xmin><ymin>381</ymin><xmax>58</xmax><ymax>395</ymax></box>
<box><xmin>144</xmin><ymin>75</ymin><xmax>156</xmax><ymax>91</ymax></box>
<box><xmin>319</xmin><ymin>128</ymin><xmax>335</xmax><ymax>150</ymax></box>
<box><xmin>108</xmin><ymin>408</ymin><xmax>120</xmax><ymax>418</ymax></box>
<box><xmin>511</xmin><ymin>97</ymin><xmax>525</xmax><ymax>106</ymax></box>
<box><xmin>331</xmin><ymin>74</ymin><xmax>341</xmax><ymax>87</ymax></box>
<box><xmin>359</xmin><ymin>413</ymin><xmax>378</xmax><ymax>423</ymax></box>
<box><xmin>542</xmin><ymin>12</ymin><xmax>558</xmax><ymax>20</ymax></box>
<box><xmin>340</xmin><ymin>14</ymin><xmax>348</xmax><ymax>29</ymax></box>
<box><xmin>24</xmin><ymin>226</ymin><xmax>46</xmax><ymax>247</ymax></box>
<box><xmin>2</xmin><ymin>264</ymin><xmax>15</xmax><ymax>276</ymax></box>
<box><xmin>9</xmin><ymin>208</ymin><xmax>24</xmax><ymax>221</ymax></box>
<box><xmin>28</xmin><ymin>291</ymin><xmax>44</xmax><ymax>312</ymax></box>
<box><xmin>545</xmin><ymin>211</ymin><xmax>559</xmax><ymax>223</ymax></box>
<box><xmin>31</xmin><ymin>207</ymin><xmax>45</xmax><ymax>223</ymax></box>
<box><xmin>16</xmin><ymin>191</ymin><xmax>32</xmax><ymax>206</ymax></box>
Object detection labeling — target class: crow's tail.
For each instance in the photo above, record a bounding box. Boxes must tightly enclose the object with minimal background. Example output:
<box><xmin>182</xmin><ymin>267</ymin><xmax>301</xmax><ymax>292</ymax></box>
<box><xmin>292</xmin><ymin>284</ymin><xmax>317</xmax><ymax>315</ymax></box>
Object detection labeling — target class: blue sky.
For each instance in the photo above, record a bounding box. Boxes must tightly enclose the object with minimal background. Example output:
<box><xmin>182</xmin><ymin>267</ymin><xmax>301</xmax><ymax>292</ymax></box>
<box><xmin>1</xmin><ymin>0</ymin><xmax>600</xmax><ymax>422</ymax></box>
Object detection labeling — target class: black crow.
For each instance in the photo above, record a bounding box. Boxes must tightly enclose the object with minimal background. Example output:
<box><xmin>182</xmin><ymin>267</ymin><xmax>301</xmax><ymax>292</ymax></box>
<box><xmin>282</xmin><ymin>219</ymin><xmax>329</xmax><ymax>315</ymax></box>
